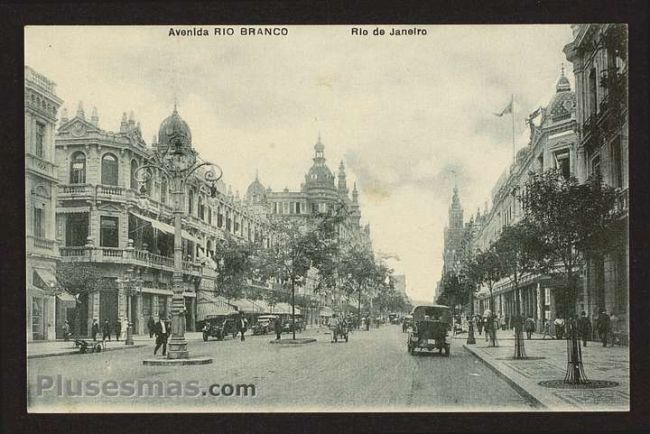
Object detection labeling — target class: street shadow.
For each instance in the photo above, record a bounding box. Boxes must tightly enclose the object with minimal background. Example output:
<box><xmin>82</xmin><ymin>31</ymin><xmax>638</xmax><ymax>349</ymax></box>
<box><xmin>409</xmin><ymin>349</ymin><xmax>449</xmax><ymax>357</ymax></box>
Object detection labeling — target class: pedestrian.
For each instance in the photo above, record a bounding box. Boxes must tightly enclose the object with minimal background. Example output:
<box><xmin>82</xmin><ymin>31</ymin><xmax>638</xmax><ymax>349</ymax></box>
<box><xmin>597</xmin><ymin>309</ymin><xmax>611</xmax><ymax>347</ymax></box>
<box><xmin>147</xmin><ymin>316</ymin><xmax>155</xmax><ymax>338</ymax></box>
<box><xmin>115</xmin><ymin>318</ymin><xmax>121</xmax><ymax>341</ymax></box>
<box><xmin>63</xmin><ymin>320</ymin><xmax>71</xmax><ymax>342</ymax></box>
<box><xmin>153</xmin><ymin>316</ymin><xmax>168</xmax><ymax>356</ymax></box>
<box><xmin>274</xmin><ymin>317</ymin><xmax>283</xmax><ymax>340</ymax></box>
<box><xmin>329</xmin><ymin>314</ymin><xmax>340</xmax><ymax>343</ymax></box>
<box><xmin>554</xmin><ymin>317</ymin><xmax>565</xmax><ymax>340</ymax></box>
<box><xmin>525</xmin><ymin>315</ymin><xmax>536</xmax><ymax>340</ymax></box>
<box><xmin>577</xmin><ymin>311</ymin><xmax>591</xmax><ymax>347</ymax></box>
<box><xmin>541</xmin><ymin>319</ymin><xmax>552</xmax><ymax>339</ymax></box>
<box><xmin>91</xmin><ymin>319</ymin><xmax>99</xmax><ymax>341</ymax></box>
<box><xmin>237</xmin><ymin>314</ymin><xmax>248</xmax><ymax>341</ymax></box>
<box><xmin>102</xmin><ymin>319</ymin><xmax>111</xmax><ymax>342</ymax></box>
<box><xmin>477</xmin><ymin>316</ymin><xmax>484</xmax><ymax>336</ymax></box>
<box><xmin>121</xmin><ymin>317</ymin><xmax>129</xmax><ymax>342</ymax></box>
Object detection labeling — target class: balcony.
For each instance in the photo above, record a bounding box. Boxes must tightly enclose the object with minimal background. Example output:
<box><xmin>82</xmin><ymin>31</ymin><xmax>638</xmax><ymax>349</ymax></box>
<box><xmin>26</xmin><ymin>235</ymin><xmax>57</xmax><ymax>254</ymax></box>
<box><xmin>96</xmin><ymin>184</ymin><xmax>125</xmax><ymax>199</ymax></box>
<box><xmin>25</xmin><ymin>153</ymin><xmax>57</xmax><ymax>181</ymax></box>
<box><xmin>58</xmin><ymin>245</ymin><xmax>203</xmax><ymax>276</ymax></box>
<box><xmin>59</xmin><ymin>184</ymin><xmax>93</xmax><ymax>201</ymax></box>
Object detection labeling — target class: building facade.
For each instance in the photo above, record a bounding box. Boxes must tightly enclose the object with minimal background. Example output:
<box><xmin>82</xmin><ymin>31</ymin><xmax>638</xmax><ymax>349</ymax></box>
<box><xmin>473</xmin><ymin>67</ymin><xmax>579</xmax><ymax>329</ymax></box>
<box><xmin>55</xmin><ymin>104</ymin><xmax>271</xmax><ymax>336</ymax></box>
<box><xmin>564</xmin><ymin>24</ymin><xmax>629</xmax><ymax>333</ymax></box>
<box><xmin>25</xmin><ymin>66</ymin><xmax>64</xmax><ymax>341</ymax></box>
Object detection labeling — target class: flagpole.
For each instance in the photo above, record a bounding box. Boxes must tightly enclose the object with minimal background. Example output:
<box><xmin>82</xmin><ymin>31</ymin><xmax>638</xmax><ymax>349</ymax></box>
<box><xmin>510</xmin><ymin>93</ymin><xmax>515</xmax><ymax>163</ymax></box>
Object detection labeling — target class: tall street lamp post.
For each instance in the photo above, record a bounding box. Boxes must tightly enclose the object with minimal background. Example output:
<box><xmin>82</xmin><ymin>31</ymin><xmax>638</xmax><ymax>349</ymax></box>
<box><xmin>136</xmin><ymin>107</ymin><xmax>222</xmax><ymax>359</ymax></box>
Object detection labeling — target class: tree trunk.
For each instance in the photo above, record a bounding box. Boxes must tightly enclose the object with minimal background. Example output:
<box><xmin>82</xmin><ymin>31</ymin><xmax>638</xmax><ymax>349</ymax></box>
<box><xmin>358</xmin><ymin>288</ymin><xmax>362</xmax><ymax>329</ymax></box>
<box><xmin>291</xmin><ymin>277</ymin><xmax>296</xmax><ymax>341</ymax></box>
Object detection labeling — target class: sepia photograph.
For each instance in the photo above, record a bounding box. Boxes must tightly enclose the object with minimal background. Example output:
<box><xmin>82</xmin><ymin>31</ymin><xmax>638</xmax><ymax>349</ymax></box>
<box><xmin>24</xmin><ymin>24</ymin><xmax>629</xmax><ymax>413</ymax></box>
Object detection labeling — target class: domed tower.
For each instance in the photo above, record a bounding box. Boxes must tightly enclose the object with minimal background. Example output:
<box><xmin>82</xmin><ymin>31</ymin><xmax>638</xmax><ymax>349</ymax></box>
<box><xmin>157</xmin><ymin>104</ymin><xmax>192</xmax><ymax>151</ymax></box>
<box><xmin>304</xmin><ymin>134</ymin><xmax>338</xmax><ymax>209</ymax></box>
<box><xmin>350</xmin><ymin>182</ymin><xmax>361</xmax><ymax>227</ymax></box>
<box><xmin>337</xmin><ymin>161</ymin><xmax>349</xmax><ymax>195</ymax></box>
<box><xmin>543</xmin><ymin>65</ymin><xmax>576</xmax><ymax>125</ymax></box>
<box><xmin>246</xmin><ymin>170</ymin><xmax>267</xmax><ymax>204</ymax></box>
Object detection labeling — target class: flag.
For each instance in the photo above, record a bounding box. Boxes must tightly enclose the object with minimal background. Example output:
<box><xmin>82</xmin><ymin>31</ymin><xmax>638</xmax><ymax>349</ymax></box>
<box><xmin>494</xmin><ymin>98</ymin><xmax>513</xmax><ymax>117</ymax></box>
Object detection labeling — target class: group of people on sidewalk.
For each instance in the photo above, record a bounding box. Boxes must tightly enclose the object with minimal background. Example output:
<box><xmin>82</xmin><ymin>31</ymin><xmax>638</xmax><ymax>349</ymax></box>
<box><xmin>463</xmin><ymin>308</ymin><xmax>620</xmax><ymax>348</ymax></box>
<box><xmin>88</xmin><ymin>318</ymin><xmax>129</xmax><ymax>343</ymax></box>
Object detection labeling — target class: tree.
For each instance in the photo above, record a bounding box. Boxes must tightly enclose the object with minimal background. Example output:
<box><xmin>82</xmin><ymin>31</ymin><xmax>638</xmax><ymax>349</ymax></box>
<box><xmin>472</xmin><ymin>246</ymin><xmax>504</xmax><ymax>314</ymax></box>
<box><xmin>436</xmin><ymin>271</ymin><xmax>469</xmax><ymax>313</ymax></box>
<box><xmin>492</xmin><ymin>220</ymin><xmax>539</xmax><ymax>358</ymax></box>
<box><xmin>521</xmin><ymin>170</ymin><xmax>618</xmax><ymax>383</ymax></box>
<box><xmin>520</xmin><ymin>171</ymin><xmax>618</xmax><ymax>318</ymax></box>
<box><xmin>339</xmin><ymin>240</ymin><xmax>376</xmax><ymax>328</ymax></box>
<box><xmin>213</xmin><ymin>233</ymin><xmax>258</xmax><ymax>302</ymax></box>
<box><xmin>56</xmin><ymin>263</ymin><xmax>110</xmax><ymax>337</ymax></box>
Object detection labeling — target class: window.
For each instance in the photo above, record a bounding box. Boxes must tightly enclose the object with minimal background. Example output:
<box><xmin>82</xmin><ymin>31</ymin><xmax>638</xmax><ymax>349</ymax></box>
<box><xmin>66</xmin><ymin>213</ymin><xmax>88</xmax><ymax>246</ymax></box>
<box><xmin>217</xmin><ymin>207</ymin><xmax>223</xmax><ymax>228</ymax></box>
<box><xmin>100</xmin><ymin>216</ymin><xmax>119</xmax><ymax>247</ymax></box>
<box><xmin>101</xmin><ymin>154</ymin><xmax>119</xmax><ymax>186</ymax></box>
<box><xmin>611</xmin><ymin>138</ymin><xmax>623</xmax><ymax>188</ymax></box>
<box><xmin>188</xmin><ymin>188</ymin><xmax>195</xmax><ymax>215</ymax></box>
<box><xmin>198</xmin><ymin>197</ymin><xmax>205</xmax><ymax>220</ymax></box>
<box><xmin>588</xmin><ymin>67</ymin><xmax>598</xmax><ymax>117</ymax></box>
<box><xmin>312</xmin><ymin>203</ymin><xmax>318</xmax><ymax>214</ymax></box>
<box><xmin>591</xmin><ymin>154</ymin><xmax>602</xmax><ymax>178</ymax></box>
<box><xmin>161</xmin><ymin>178</ymin><xmax>168</xmax><ymax>203</ymax></box>
<box><xmin>70</xmin><ymin>152</ymin><xmax>86</xmax><ymax>184</ymax></box>
<box><xmin>283</xmin><ymin>202</ymin><xmax>289</xmax><ymax>214</ymax></box>
<box><xmin>35</xmin><ymin>122</ymin><xmax>45</xmax><ymax>157</ymax></box>
<box><xmin>295</xmin><ymin>202</ymin><xmax>301</xmax><ymax>214</ymax></box>
<box><xmin>33</xmin><ymin>207</ymin><xmax>44</xmax><ymax>238</ymax></box>
<box><xmin>554</xmin><ymin>149</ymin><xmax>571</xmax><ymax>179</ymax></box>
<box><xmin>130</xmin><ymin>160</ymin><xmax>139</xmax><ymax>190</ymax></box>
<box><xmin>208</xmin><ymin>207</ymin><xmax>212</xmax><ymax>225</ymax></box>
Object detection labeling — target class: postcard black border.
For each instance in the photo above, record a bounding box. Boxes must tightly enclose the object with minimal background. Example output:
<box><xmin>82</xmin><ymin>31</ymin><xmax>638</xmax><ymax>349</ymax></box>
<box><xmin>1</xmin><ymin>1</ymin><xmax>648</xmax><ymax>433</ymax></box>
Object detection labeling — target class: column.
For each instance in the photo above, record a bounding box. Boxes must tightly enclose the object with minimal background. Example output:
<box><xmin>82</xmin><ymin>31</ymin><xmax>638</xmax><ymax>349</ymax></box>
<box><xmin>135</xmin><ymin>294</ymin><xmax>144</xmax><ymax>334</ymax></box>
<box><xmin>152</xmin><ymin>295</ymin><xmax>159</xmax><ymax>318</ymax></box>
<box><xmin>536</xmin><ymin>283</ymin><xmax>543</xmax><ymax>331</ymax></box>
<box><xmin>117</xmin><ymin>278</ymin><xmax>128</xmax><ymax>323</ymax></box>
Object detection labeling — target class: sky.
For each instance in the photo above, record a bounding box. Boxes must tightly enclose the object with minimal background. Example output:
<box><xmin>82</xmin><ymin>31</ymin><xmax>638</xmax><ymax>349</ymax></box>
<box><xmin>25</xmin><ymin>25</ymin><xmax>574</xmax><ymax>302</ymax></box>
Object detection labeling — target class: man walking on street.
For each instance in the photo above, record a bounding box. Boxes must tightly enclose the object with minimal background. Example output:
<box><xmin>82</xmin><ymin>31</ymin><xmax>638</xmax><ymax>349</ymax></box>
<box><xmin>237</xmin><ymin>314</ymin><xmax>248</xmax><ymax>342</ymax></box>
<box><xmin>525</xmin><ymin>315</ymin><xmax>536</xmax><ymax>340</ymax></box>
<box><xmin>115</xmin><ymin>318</ymin><xmax>121</xmax><ymax>341</ymax></box>
<box><xmin>148</xmin><ymin>316</ymin><xmax>155</xmax><ymax>338</ymax></box>
<box><xmin>153</xmin><ymin>316</ymin><xmax>168</xmax><ymax>356</ymax></box>
<box><xmin>597</xmin><ymin>309</ymin><xmax>611</xmax><ymax>347</ymax></box>
<box><xmin>274</xmin><ymin>317</ymin><xmax>283</xmax><ymax>341</ymax></box>
<box><xmin>101</xmin><ymin>319</ymin><xmax>111</xmax><ymax>342</ymax></box>
<box><xmin>577</xmin><ymin>311</ymin><xmax>592</xmax><ymax>347</ymax></box>
<box><xmin>91</xmin><ymin>319</ymin><xmax>99</xmax><ymax>341</ymax></box>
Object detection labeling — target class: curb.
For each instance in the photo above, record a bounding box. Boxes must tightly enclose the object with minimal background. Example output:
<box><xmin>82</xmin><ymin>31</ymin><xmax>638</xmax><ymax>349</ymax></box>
<box><xmin>28</xmin><ymin>344</ymin><xmax>146</xmax><ymax>359</ymax></box>
<box><xmin>143</xmin><ymin>356</ymin><xmax>213</xmax><ymax>366</ymax></box>
<box><xmin>462</xmin><ymin>344</ymin><xmax>546</xmax><ymax>409</ymax></box>
<box><xmin>269</xmin><ymin>338</ymin><xmax>317</xmax><ymax>345</ymax></box>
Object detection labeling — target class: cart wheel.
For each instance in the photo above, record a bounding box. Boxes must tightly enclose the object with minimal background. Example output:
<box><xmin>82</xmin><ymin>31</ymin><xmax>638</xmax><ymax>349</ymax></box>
<box><xmin>95</xmin><ymin>344</ymin><xmax>102</xmax><ymax>353</ymax></box>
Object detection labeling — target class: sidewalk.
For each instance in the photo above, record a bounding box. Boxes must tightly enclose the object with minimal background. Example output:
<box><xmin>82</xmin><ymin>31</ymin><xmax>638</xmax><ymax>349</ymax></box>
<box><xmin>27</xmin><ymin>332</ymin><xmax>204</xmax><ymax>359</ymax></box>
<box><xmin>459</xmin><ymin>332</ymin><xmax>629</xmax><ymax>411</ymax></box>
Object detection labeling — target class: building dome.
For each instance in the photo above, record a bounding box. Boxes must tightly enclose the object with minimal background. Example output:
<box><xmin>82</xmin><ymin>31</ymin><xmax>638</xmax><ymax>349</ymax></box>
<box><xmin>304</xmin><ymin>135</ymin><xmax>336</xmax><ymax>191</ymax></box>
<box><xmin>544</xmin><ymin>66</ymin><xmax>575</xmax><ymax>123</ymax></box>
<box><xmin>246</xmin><ymin>172</ymin><xmax>267</xmax><ymax>203</ymax></box>
<box><xmin>158</xmin><ymin>105</ymin><xmax>192</xmax><ymax>148</ymax></box>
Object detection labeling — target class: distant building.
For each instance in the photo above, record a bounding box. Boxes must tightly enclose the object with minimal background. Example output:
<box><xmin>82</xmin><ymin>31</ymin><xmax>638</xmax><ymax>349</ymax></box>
<box><xmin>391</xmin><ymin>274</ymin><xmax>407</xmax><ymax>296</ymax></box>
<box><xmin>25</xmin><ymin>66</ymin><xmax>63</xmax><ymax>341</ymax></box>
<box><xmin>442</xmin><ymin>185</ymin><xmax>465</xmax><ymax>275</ymax></box>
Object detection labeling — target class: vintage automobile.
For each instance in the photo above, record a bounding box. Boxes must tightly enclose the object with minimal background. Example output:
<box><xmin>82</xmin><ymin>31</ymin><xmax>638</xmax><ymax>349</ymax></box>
<box><xmin>202</xmin><ymin>315</ymin><xmax>238</xmax><ymax>341</ymax></box>
<box><xmin>252</xmin><ymin>315</ymin><xmax>279</xmax><ymax>335</ymax></box>
<box><xmin>407</xmin><ymin>305</ymin><xmax>452</xmax><ymax>356</ymax></box>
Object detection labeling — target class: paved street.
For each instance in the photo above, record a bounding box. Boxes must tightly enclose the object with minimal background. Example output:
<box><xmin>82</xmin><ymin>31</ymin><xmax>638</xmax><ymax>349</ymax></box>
<box><xmin>27</xmin><ymin>325</ymin><xmax>536</xmax><ymax>412</ymax></box>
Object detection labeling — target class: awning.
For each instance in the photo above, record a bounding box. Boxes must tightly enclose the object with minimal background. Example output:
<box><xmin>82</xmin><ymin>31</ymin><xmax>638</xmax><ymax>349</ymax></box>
<box><xmin>130</xmin><ymin>211</ymin><xmax>201</xmax><ymax>244</ymax></box>
<box><xmin>34</xmin><ymin>268</ymin><xmax>58</xmax><ymax>291</ymax></box>
<box><xmin>197</xmin><ymin>292</ymin><xmax>238</xmax><ymax>320</ymax></box>
<box><xmin>141</xmin><ymin>286</ymin><xmax>173</xmax><ymax>296</ymax></box>
<box><xmin>57</xmin><ymin>206</ymin><xmax>90</xmax><ymax>214</ymax></box>
<box><xmin>56</xmin><ymin>291</ymin><xmax>76</xmax><ymax>302</ymax></box>
<box><xmin>319</xmin><ymin>306</ymin><xmax>334</xmax><ymax>317</ymax></box>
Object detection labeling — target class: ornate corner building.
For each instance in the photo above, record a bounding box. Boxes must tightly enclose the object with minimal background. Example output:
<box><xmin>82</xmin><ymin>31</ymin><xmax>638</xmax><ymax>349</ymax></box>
<box><xmin>25</xmin><ymin>66</ymin><xmax>63</xmax><ymax>341</ymax></box>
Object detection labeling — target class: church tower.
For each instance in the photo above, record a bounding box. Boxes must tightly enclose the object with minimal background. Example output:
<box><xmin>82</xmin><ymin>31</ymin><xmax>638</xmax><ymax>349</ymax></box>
<box><xmin>442</xmin><ymin>184</ymin><xmax>465</xmax><ymax>274</ymax></box>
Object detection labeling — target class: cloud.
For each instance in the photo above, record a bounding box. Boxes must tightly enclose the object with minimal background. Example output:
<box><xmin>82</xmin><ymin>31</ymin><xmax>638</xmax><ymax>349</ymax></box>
<box><xmin>25</xmin><ymin>24</ymin><xmax>574</xmax><ymax>302</ymax></box>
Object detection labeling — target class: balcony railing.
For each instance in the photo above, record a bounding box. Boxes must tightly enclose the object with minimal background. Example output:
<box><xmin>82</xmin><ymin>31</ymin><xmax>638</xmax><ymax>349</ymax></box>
<box><xmin>33</xmin><ymin>237</ymin><xmax>56</xmax><ymax>250</ymax></box>
<box><xmin>58</xmin><ymin>245</ymin><xmax>202</xmax><ymax>275</ymax></box>
<box><xmin>96</xmin><ymin>184</ymin><xmax>125</xmax><ymax>197</ymax></box>
<box><xmin>59</xmin><ymin>184</ymin><xmax>93</xmax><ymax>198</ymax></box>
<box><xmin>25</xmin><ymin>153</ymin><xmax>57</xmax><ymax>180</ymax></box>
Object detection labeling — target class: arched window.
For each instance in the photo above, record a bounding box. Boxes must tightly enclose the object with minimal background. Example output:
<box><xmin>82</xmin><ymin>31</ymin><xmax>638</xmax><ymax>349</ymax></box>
<box><xmin>130</xmin><ymin>160</ymin><xmax>139</xmax><ymax>190</ymax></box>
<box><xmin>70</xmin><ymin>152</ymin><xmax>86</xmax><ymax>184</ymax></box>
<box><xmin>101</xmin><ymin>153</ymin><xmax>119</xmax><ymax>186</ymax></box>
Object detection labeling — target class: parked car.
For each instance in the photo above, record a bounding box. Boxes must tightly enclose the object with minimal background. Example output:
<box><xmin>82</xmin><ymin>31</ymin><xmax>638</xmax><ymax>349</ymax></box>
<box><xmin>202</xmin><ymin>316</ymin><xmax>238</xmax><ymax>341</ymax></box>
<box><xmin>252</xmin><ymin>315</ymin><xmax>279</xmax><ymax>335</ymax></box>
